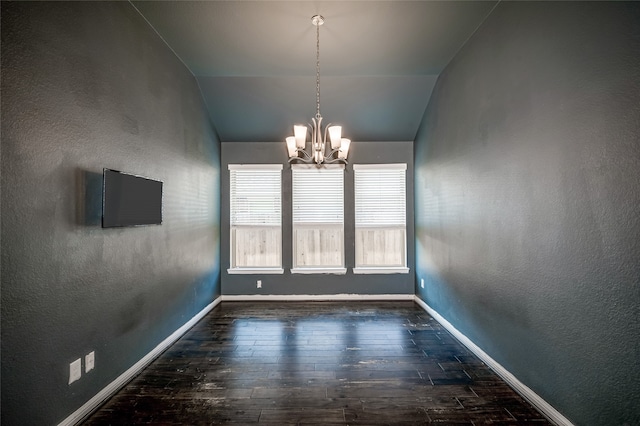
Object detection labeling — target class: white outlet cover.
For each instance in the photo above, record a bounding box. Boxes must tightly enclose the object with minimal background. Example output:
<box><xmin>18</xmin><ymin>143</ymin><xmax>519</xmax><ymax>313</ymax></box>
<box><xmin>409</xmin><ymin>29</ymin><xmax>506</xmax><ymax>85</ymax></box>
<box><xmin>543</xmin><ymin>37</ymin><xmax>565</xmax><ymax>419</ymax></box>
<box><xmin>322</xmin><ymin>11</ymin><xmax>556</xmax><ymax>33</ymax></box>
<box><xmin>69</xmin><ymin>358</ymin><xmax>82</xmax><ymax>384</ymax></box>
<box><xmin>85</xmin><ymin>351</ymin><xmax>95</xmax><ymax>373</ymax></box>
<box><xmin>257</xmin><ymin>280</ymin><xmax>262</xmax><ymax>288</ymax></box>
<box><xmin>421</xmin><ymin>279</ymin><xmax>425</xmax><ymax>288</ymax></box>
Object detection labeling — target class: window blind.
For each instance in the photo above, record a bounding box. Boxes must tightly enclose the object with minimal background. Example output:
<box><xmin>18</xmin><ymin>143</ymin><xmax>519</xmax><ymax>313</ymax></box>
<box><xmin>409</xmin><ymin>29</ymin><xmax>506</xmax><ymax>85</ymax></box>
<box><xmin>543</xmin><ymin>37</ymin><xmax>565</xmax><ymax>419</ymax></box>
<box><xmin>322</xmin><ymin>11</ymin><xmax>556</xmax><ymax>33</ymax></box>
<box><xmin>292</xmin><ymin>165</ymin><xmax>344</xmax><ymax>224</ymax></box>
<box><xmin>229</xmin><ymin>165</ymin><xmax>282</xmax><ymax>226</ymax></box>
<box><xmin>354</xmin><ymin>164</ymin><xmax>406</xmax><ymax>227</ymax></box>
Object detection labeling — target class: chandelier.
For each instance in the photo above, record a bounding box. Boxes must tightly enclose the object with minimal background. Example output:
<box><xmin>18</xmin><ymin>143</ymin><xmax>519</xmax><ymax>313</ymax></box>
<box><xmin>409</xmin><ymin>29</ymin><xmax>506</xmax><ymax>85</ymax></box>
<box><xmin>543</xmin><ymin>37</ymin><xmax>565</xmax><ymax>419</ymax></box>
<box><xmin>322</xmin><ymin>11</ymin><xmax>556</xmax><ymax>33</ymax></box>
<box><xmin>286</xmin><ymin>15</ymin><xmax>351</xmax><ymax>165</ymax></box>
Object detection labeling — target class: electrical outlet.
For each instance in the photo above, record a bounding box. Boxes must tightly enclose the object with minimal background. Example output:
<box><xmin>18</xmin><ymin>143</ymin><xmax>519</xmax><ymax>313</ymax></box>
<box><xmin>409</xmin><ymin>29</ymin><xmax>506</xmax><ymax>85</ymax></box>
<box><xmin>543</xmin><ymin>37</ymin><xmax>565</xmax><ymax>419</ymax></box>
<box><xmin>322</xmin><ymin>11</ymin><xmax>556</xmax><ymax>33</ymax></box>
<box><xmin>85</xmin><ymin>351</ymin><xmax>95</xmax><ymax>373</ymax></box>
<box><xmin>257</xmin><ymin>280</ymin><xmax>262</xmax><ymax>289</ymax></box>
<box><xmin>421</xmin><ymin>278</ymin><xmax>425</xmax><ymax>289</ymax></box>
<box><xmin>69</xmin><ymin>358</ymin><xmax>82</xmax><ymax>384</ymax></box>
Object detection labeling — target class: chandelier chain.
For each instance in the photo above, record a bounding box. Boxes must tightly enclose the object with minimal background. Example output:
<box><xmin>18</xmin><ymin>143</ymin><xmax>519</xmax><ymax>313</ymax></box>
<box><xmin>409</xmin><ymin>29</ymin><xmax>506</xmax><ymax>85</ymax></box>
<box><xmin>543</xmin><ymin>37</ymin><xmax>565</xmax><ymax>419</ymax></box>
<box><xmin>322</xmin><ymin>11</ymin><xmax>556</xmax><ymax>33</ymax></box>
<box><xmin>315</xmin><ymin>19</ymin><xmax>321</xmax><ymax>120</ymax></box>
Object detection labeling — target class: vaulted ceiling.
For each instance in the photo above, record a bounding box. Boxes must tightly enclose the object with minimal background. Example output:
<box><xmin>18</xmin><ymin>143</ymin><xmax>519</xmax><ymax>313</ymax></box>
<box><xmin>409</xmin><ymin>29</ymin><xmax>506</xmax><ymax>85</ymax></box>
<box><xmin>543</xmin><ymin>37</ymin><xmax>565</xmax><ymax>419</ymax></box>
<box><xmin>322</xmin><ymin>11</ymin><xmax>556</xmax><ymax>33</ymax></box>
<box><xmin>132</xmin><ymin>1</ymin><xmax>498</xmax><ymax>142</ymax></box>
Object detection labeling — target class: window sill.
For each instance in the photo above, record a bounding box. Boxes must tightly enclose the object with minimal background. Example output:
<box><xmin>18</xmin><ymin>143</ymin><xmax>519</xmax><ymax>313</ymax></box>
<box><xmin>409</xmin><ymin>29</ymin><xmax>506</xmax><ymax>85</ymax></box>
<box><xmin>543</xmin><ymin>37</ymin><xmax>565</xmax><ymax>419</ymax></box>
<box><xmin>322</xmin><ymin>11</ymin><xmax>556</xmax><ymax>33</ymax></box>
<box><xmin>291</xmin><ymin>267</ymin><xmax>347</xmax><ymax>275</ymax></box>
<box><xmin>353</xmin><ymin>267</ymin><xmax>410</xmax><ymax>274</ymax></box>
<box><xmin>227</xmin><ymin>268</ymin><xmax>284</xmax><ymax>275</ymax></box>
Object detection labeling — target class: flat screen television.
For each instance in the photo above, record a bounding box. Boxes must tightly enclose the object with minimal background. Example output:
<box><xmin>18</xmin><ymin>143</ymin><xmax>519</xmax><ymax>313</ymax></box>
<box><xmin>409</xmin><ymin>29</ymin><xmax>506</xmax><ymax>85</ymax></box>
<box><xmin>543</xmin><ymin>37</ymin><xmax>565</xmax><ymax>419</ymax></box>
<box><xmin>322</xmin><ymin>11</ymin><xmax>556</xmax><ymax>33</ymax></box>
<box><xmin>102</xmin><ymin>168</ymin><xmax>163</xmax><ymax>228</ymax></box>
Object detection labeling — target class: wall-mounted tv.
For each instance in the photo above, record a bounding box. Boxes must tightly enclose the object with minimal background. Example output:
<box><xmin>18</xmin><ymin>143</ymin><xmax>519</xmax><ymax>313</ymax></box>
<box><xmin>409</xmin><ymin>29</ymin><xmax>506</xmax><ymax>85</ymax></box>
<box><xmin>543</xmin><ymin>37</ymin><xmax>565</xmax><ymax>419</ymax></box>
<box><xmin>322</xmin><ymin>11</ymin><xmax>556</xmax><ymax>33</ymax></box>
<box><xmin>102</xmin><ymin>168</ymin><xmax>163</xmax><ymax>228</ymax></box>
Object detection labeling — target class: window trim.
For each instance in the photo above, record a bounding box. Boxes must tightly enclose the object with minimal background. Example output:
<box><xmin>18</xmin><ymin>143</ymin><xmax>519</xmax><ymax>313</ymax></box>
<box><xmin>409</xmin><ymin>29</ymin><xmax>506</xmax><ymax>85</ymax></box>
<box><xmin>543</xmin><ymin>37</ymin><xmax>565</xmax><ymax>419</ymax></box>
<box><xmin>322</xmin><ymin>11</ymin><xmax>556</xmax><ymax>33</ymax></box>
<box><xmin>291</xmin><ymin>267</ymin><xmax>347</xmax><ymax>275</ymax></box>
<box><xmin>227</xmin><ymin>268</ymin><xmax>284</xmax><ymax>275</ymax></box>
<box><xmin>353</xmin><ymin>267</ymin><xmax>409</xmax><ymax>274</ymax></box>
<box><xmin>291</xmin><ymin>164</ymin><xmax>345</xmax><ymax>274</ymax></box>
<box><xmin>353</xmin><ymin>163</ymin><xmax>409</xmax><ymax>274</ymax></box>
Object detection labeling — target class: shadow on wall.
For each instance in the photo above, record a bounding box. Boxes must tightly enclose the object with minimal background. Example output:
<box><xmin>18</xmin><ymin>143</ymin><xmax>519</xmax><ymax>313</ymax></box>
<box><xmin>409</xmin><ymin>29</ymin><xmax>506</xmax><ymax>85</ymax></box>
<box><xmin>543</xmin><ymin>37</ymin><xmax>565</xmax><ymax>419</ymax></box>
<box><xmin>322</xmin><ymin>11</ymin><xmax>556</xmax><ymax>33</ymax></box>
<box><xmin>76</xmin><ymin>169</ymin><xmax>103</xmax><ymax>226</ymax></box>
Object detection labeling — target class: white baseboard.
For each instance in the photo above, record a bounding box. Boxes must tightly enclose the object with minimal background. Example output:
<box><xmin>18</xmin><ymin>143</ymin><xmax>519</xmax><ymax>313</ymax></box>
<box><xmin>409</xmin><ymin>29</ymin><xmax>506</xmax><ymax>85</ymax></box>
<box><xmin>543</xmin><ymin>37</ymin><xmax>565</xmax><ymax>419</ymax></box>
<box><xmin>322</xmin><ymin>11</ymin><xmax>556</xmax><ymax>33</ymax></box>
<box><xmin>413</xmin><ymin>296</ymin><xmax>573</xmax><ymax>426</ymax></box>
<box><xmin>58</xmin><ymin>296</ymin><xmax>222</xmax><ymax>426</ymax></box>
<box><xmin>221</xmin><ymin>294</ymin><xmax>415</xmax><ymax>302</ymax></box>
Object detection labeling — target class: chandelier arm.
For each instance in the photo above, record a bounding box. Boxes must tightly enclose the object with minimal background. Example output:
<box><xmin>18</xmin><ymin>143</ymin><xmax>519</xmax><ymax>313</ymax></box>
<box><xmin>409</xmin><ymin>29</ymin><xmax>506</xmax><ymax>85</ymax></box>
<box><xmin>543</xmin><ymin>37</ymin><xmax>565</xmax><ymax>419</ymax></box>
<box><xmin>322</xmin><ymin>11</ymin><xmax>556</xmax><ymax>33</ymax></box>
<box><xmin>323</xmin><ymin>122</ymin><xmax>332</xmax><ymax>150</ymax></box>
<box><xmin>323</xmin><ymin>156</ymin><xmax>348</xmax><ymax>165</ymax></box>
<box><xmin>298</xmin><ymin>148</ymin><xmax>314</xmax><ymax>160</ymax></box>
<box><xmin>288</xmin><ymin>149</ymin><xmax>314</xmax><ymax>163</ymax></box>
<box><xmin>289</xmin><ymin>157</ymin><xmax>311</xmax><ymax>164</ymax></box>
<box><xmin>315</xmin><ymin>16</ymin><xmax>321</xmax><ymax>120</ymax></box>
<box><xmin>311</xmin><ymin>118</ymin><xmax>317</xmax><ymax>145</ymax></box>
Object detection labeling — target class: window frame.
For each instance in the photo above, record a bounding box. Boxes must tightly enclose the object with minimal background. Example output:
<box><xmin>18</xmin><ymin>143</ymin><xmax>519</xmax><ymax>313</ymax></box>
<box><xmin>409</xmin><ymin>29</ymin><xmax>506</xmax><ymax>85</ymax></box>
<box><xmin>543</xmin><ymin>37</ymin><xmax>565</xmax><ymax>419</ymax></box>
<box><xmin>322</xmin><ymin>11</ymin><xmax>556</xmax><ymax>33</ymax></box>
<box><xmin>291</xmin><ymin>164</ymin><xmax>346</xmax><ymax>275</ymax></box>
<box><xmin>228</xmin><ymin>164</ymin><xmax>284</xmax><ymax>275</ymax></box>
<box><xmin>353</xmin><ymin>163</ymin><xmax>409</xmax><ymax>274</ymax></box>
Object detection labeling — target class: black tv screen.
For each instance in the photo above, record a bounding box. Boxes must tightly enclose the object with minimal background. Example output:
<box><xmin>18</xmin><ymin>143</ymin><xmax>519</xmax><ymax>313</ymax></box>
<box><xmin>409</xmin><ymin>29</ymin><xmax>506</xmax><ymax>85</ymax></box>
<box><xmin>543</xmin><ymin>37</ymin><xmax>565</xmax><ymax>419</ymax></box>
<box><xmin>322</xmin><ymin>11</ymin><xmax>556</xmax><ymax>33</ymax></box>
<box><xmin>102</xmin><ymin>169</ymin><xmax>163</xmax><ymax>228</ymax></box>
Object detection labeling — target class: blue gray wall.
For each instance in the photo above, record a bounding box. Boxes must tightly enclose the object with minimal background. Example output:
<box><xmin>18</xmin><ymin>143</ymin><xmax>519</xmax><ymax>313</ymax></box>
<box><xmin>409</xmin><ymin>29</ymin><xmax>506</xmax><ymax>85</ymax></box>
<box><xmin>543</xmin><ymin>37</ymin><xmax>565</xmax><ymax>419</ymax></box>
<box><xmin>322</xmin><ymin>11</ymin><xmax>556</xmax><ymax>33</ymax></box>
<box><xmin>415</xmin><ymin>2</ymin><xmax>640</xmax><ymax>425</ymax></box>
<box><xmin>1</xmin><ymin>2</ymin><xmax>221</xmax><ymax>424</ymax></box>
<box><xmin>222</xmin><ymin>141</ymin><xmax>414</xmax><ymax>295</ymax></box>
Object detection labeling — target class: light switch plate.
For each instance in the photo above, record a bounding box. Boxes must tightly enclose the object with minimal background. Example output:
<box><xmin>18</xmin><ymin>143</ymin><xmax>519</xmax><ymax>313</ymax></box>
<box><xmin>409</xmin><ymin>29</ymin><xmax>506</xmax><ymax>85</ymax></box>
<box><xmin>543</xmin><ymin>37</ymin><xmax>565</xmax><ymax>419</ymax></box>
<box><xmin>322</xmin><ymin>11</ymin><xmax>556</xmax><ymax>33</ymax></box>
<box><xmin>85</xmin><ymin>351</ymin><xmax>95</xmax><ymax>373</ymax></box>
<box><xmin>69</xmin><ymin>358</ymin><xmax>82</xmax><ymax>384</ymax></box>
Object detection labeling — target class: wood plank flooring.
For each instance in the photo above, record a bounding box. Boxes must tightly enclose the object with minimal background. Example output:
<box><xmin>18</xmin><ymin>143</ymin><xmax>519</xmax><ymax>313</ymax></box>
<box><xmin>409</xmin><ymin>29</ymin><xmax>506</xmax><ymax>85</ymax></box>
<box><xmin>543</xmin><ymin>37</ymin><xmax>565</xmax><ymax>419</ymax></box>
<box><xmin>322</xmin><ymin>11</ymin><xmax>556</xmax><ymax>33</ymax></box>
<box><xmin>84</xmin><ymin>302</ymin><xmax>551</xmax><ymax>425</ymax></box>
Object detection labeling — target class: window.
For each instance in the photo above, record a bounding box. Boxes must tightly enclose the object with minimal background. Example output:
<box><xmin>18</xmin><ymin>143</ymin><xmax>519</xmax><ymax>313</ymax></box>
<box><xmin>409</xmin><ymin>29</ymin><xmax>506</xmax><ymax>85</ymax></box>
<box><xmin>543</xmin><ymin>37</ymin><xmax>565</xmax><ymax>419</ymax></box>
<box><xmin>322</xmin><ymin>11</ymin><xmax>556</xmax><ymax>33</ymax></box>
<box><xmin>228</xmin><ymin>164</ymin><xmax>283</xmax><ymax>274</ymax></box>
<box><xmin>291</xmin><ymin>164</ymin><xmax>346</xmax><ymax>274</ymax></box>
<box><xmin>354</xmin><ymin>164</ymin><xmax>409</xmax><ymax>274</ymax></box>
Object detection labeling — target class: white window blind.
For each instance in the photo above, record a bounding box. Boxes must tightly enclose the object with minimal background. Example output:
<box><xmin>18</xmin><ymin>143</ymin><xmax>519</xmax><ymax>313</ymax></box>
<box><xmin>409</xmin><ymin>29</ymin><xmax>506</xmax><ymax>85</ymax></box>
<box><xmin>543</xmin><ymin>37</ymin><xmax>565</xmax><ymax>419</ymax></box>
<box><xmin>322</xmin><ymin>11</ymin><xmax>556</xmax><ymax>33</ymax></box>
<box><xmin>292</xmin><ymin>165</ymin><xmax>344</xmax><ymax>225</ymax></box>
<box><xmin>228</xmin><ymin>164</ymin><xmax>283</xmax><ymax>273</ymax></box>
<box><xmin>292</xmin><ymin>164</ymin><xmax>345</xmax><ymax>273</ymax></box>
<box><xmin>230</xmin><ymin>165</ymin><xmax>282</xmax><ymax>226</ymax></box>
<box><xmin>354</xmin><ymin>164</ymin><xmax>406</xmax><ymax>226</ymax></box>
<box><xmin>354</xmin><ymin>164</ymin><xmax>408</xmax><ymax>273</ymax></box>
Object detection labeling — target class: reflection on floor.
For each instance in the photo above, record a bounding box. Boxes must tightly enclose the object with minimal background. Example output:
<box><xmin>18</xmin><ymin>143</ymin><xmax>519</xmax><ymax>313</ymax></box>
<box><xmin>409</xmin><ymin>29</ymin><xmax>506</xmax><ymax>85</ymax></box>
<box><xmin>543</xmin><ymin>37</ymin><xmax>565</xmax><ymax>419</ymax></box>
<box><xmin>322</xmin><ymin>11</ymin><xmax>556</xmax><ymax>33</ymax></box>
<box><xmin>84</xmin><ymin>302</ymin><xmax>550</xmax><ymax>425</ymax></box>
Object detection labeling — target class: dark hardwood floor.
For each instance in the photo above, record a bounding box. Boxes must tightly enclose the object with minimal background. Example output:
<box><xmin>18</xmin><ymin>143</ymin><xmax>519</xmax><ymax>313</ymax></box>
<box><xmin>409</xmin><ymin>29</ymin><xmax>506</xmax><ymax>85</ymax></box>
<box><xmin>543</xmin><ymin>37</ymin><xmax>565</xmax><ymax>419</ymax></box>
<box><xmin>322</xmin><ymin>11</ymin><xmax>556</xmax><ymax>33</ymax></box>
<box><xmin>84</xmin><ymin>302</ymin><xmax>550</xmax><ymax>425</ymax></box>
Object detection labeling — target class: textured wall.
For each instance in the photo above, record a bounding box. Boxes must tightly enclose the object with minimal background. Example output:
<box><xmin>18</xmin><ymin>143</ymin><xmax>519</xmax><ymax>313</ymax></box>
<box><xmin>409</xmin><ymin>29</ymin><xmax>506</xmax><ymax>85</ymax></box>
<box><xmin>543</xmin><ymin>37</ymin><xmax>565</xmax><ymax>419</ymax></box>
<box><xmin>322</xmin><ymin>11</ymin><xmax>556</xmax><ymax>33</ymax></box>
<box><xmin>415</xmin><ymin>2</ymin><xmax>640</xmax><ymax>425</ymax></box>
<box><xmin>221</xmin><ymin>141</ymin><xmax>414</xmax><ymax>295</ymax></box>
<box><xmin>1</xmin><ymin>2</ymin><xmax>221</xmax><ymax>424</ymax></box>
